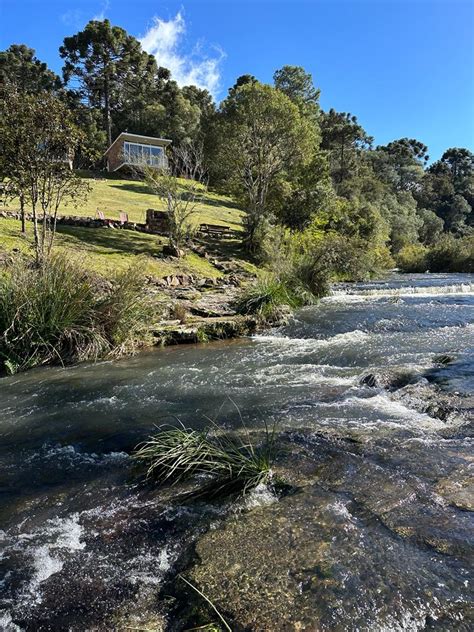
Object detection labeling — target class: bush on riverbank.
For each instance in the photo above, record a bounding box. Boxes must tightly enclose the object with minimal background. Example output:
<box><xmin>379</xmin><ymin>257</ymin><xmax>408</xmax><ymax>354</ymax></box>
<box><xmin>397</xmin><ymin>235</ymin><xmax>474</xmax><ymax>273</ymax></box>
<box><xmin>238</xmin><ymin>230</ymin><xmax>395</xmax><ymax>322</ymax></box>
<box><xmin>396</xmin><ymin>244</ymin><xmax>429</xmax><ymax>272</ymax></box>
<box><xmin>237</xmin><ymin>274</ymin><xmax>306</xmax><ymax>322</ymax></box>
<box><xmin>0</xmin><ymin>254</ymin><xmax>153</xmax><ymax>374</ymax></box>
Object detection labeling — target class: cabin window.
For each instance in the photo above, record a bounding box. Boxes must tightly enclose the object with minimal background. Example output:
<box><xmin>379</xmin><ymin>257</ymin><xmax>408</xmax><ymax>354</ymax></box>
<box><xmin>123</xmin><ymin>141</ymin><xmax>165</xmax><ymax>166</ymax></box>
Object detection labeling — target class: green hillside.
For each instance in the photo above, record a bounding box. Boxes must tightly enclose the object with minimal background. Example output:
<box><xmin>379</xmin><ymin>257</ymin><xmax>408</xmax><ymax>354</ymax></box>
<box><xmin>3</xmin><ymin>171</ymin><xmax>243</xmax><ymax>229</ymax></box>
<box><xmin>0</xmin><ymin>173</ymin><xmax>246</xmax><ymax>279</ymax></box>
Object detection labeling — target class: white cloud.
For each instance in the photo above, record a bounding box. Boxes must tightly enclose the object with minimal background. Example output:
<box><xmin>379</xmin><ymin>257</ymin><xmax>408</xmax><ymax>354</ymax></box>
<box><xmin>140</xmin><ymin>11</ymin><xmax>225</xmax><ymax>97</ymax></box>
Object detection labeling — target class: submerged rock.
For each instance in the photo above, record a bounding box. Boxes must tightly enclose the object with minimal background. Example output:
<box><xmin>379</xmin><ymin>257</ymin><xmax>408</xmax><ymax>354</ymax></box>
<box><xmin>436</xmin><ymin>464</ymin><xmax>474</xmax><ymax>511</ymax></box>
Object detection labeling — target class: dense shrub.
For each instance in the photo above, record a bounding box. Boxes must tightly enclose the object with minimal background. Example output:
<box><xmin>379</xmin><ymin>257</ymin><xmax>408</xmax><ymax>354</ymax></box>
<box><xmin>427</xmin><ymin>235</ymin><xmax>473</xmax><ymax>272</ymax></box>
<box><xmin>292</xmin><ymin>234</ymin><xmax>394</xmax><ymax>293</ymax></box>
<box><xmin>240</xmin><ymin>227</ymin><xmax>396</xmax><ymax>321</ymax></box>
<box><xmin>396</xmin><ymin>244</ymin><xmax>428</xmax><ymax>272</ymax></box>
<box><xmin>0</xmin><ymin>255</ymin><xmax>152</xmax><ymax>374</ymax></box>
<box><xmin>396</xmin><ymin>236</ymin><xmax>473</xmax><ymax>273</ymax></box>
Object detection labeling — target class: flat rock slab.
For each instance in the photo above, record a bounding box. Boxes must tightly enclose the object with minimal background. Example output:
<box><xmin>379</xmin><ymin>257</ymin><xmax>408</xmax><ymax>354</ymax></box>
<box><xmin>186</xmin><ymin>434</ymin><xmax>473</xmax><ymax>631</ymax></box>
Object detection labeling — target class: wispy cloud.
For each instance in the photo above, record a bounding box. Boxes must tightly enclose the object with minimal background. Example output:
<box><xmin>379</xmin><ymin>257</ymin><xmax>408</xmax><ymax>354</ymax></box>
<box><xmin>140</xmin><ymin>11</ymin><xmax>225</xmax><ymax>97</ymax></box>
<box><xmin>61</xmin><ymin>9</ymin><xmax>85</xmax><ymax>29</ymax></box>
<box><xmin>92</xmin><ymin>0</ymin><xmax>110</xmax><ymax>21</ymax></box>
<box><xmin>61</xmin><ymin>1</ymin><xmax>110</xmax><ymax>30</ymax></box>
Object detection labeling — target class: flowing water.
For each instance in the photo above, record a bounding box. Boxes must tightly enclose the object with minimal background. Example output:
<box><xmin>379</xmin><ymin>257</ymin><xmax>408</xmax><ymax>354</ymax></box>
<box><xmin>0</xmin><ymin>273</ymin><xmax>473</xmax><ymax>630</ymax></box>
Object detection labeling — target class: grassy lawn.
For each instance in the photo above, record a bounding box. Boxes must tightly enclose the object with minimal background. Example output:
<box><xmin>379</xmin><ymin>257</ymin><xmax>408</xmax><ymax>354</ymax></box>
<box><xmin>3</xmin><ymin>171</ymin><xmax>244</xmax><ymax>229</ymax></box>
<box><xmin>0</xmin><ymin>218</ymin><xmax>224</xmax><ymax>279</ymax></box>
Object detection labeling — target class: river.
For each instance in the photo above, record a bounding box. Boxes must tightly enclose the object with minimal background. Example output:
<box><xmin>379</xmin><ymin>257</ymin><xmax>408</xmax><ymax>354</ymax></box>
<box><xmin>1</xmin><ymin>273</ymin><xmax>473</xmax><ymax>630</ymax></box>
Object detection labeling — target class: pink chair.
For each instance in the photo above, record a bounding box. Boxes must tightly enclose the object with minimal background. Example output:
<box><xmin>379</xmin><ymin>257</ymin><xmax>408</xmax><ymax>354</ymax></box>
<box><xmin>119</xmin><ymin>212</ymin><xmax>129</xmax><ymax>225</ymax></box>
<box><xmin>96</xmin><ymin>210</ymin><xmax>105</xmax><ymax>220</ymax></box>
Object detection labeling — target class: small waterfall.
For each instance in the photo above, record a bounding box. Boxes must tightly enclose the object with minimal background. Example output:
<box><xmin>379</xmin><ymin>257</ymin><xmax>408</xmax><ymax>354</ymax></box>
<box><xmin>330</xmin><ymin>282</ymin><xmax>474</xmax><ymax>299</ymax></box>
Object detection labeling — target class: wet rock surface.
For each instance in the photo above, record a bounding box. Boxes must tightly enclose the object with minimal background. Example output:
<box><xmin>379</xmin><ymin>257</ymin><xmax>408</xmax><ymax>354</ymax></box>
<box><xmin>390</xmin><ymin>382</ymin><xmax>473</xmax><ymax>422</ymax></box>
<box><xmin>185</xmin><ymin>431</ymin><xmax>474</xmax><ymax>631</ymax></box>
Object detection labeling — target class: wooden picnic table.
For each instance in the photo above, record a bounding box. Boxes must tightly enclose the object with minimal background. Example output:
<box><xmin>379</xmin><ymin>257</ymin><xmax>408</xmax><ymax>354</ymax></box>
<box><xmin>198</xmin><ymin>223</ymin><xmax>238</xmax><ymax>238</ymax></box>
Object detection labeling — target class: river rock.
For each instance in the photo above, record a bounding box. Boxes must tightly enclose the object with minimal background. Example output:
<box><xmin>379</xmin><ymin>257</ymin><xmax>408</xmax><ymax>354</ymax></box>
<box><xmin>360</xmin><ymin>369</ymin><xmax>419</xmax><ymax>390</ymax></box>
<box><xmin>390</xmin><ymin>382</ymin><xmax>469</xmax><ymax>421</ymax></box>
<box><xmin>436</xmin><ymin>464</ymin><xmax>474</xmax><ymax>511</ymax></box>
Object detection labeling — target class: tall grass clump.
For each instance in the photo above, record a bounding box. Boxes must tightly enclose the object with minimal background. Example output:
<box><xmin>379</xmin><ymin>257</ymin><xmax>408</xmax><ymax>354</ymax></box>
<box><xmin>133</xmin><ymin>421</ymin><xmax>277</xmax><ymax>495</ymax></box>
<box><xmin>0</xmin><ymin>254</ymin><xmax>152</xmax><ymax>374</ymax></box>
<box><xmin>97</xmin><ymin>262</ymin><xmax>154</xmax><ymax>354</ymax></box>
<box><xmin>0</xmin><ymin>255</ymin><xmax>105</xmax><ymax>374</ymax></box>
<box><xmin>236</xmin><ymin>274</ymin><xmax>303</xmax><ymax>322</ymax></box>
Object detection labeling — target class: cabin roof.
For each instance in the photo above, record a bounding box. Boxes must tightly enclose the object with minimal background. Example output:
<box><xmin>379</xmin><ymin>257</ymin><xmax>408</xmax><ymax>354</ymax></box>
<box><xmin>104</xmin><ymin>132</ymin><xmax>172</xmax><ymax>156</ymax></box>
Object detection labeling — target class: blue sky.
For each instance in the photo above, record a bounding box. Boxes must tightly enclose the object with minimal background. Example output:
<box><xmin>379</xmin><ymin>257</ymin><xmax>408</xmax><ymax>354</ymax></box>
<box><xmin>1</xmin><ymin>0</ymin><xmax>473</xmax><ymax>161</ymax></box>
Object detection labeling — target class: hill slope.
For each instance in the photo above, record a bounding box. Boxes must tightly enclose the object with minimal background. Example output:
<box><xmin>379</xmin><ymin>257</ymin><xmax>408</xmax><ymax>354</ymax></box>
<box><xmin>0</xmin><ymin>173</ymin><xmax>247</xmax><ymax>279</ymax></box>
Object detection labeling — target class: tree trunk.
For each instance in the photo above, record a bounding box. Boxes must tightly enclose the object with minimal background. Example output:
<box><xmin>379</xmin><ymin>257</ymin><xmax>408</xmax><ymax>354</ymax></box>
<box><xmin>104</xmin><ymin>74</ymin><xmax>112</xmax><ymax>146</ymax></box>
<box><xmin>32</xmin><ymin>204</ymin><xmax>40</xmax><ymax>266</ymax></box>
<box><xmin>20</xmin><ymin>195</ymin><xmax>26</xmax><ymax>234</ymax></box>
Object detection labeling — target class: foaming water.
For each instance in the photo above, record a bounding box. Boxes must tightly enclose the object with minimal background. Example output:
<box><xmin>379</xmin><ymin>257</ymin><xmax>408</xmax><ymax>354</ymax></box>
<box><xmin>0</xmin><ymin>273</ymin><xmax>473</xmax><ymax>630</ymax></box>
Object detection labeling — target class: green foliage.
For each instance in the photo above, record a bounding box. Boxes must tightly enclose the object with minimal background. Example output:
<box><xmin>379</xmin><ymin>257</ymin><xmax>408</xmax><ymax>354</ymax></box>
<box><xmin>60</xmin><ymin>19</ymin><xmax>159</xmax><ymax>145</ymax></box>
<box><xmin>417</xmin><ymin>208</ymin><xmax>444</xmax><ymax>245</ymax></box>
<box><xmin>396</xmin><ymin>244</ymin><xmax>428</xmax><ymax>273</ymax></box>
<box><xmin>0</xmin><ymin>90</ymin><xmax>89</xmax><ymax>263</ymax></box>
<box><xmin>0</xmin><ymin>44</ymin><xmax>62</xmax><ymax>93</ymax></box>
<box><xmin>426</xmin><ymin>234</ymin><xmax>474</xmax><ymax>273</ymax></box>
<box><xmin>372</xmin><ymin>138</ymin><xmax>428</xmax><ymax>192</ymax></box>
<box><xmin>133</xmin><ymin>420</ymin><xmax>277</xmax><ymax>495</ymax></box>
<box><xmin>320</xmin><ymin>108</ymin><xmax>373</xmax><ymax>187</ymax></box>
<box><xmin>396</xmin><ymin>236</ymin><xmax>473</xmax><ymax>273</ymax></box>
<box><xmin>273</xmin><ymin>65</ymin><xmax>320</xmax><ymax>120</ymax></box>
<box><xmin>238</xmin><ymin>223</ymin><xmax>395</xmax><ymax>322</ymax></box>
<box><xmin>0</xmin><ymin>255</ymin><xmax>105</xmax><ymax>373</ymax></box>
<box><xmin>217</xmin><ymin>82</ymin><xmax>318</xmax><ymax>255</ymax></box>
<box><xmin>97</xmin><ymin>262</ymin><xmax>154</xmax><ymax>349</ymax></box>
<box><xmin>294</xmin><ymin>233</ymin><xmax>394</xmax><ymax>287</ymax></box>
<box><xmin>0</xmin><ymin>254</ymin><xmax>151</xmax><ymax>374</ymax></box>
<box><xmin>420</xmin><ymin>148</ymin><xmax>473</xmax><ymax>234</ymax></box>
<box><xmin>59</xmin><ymin>19</ymin><xmax>215</xmax><ymax>148</ymax></box>
<box><xmin>237</xmin><ymin>274</ymin><xmax>302</xmax><ymax>321</ymax></box>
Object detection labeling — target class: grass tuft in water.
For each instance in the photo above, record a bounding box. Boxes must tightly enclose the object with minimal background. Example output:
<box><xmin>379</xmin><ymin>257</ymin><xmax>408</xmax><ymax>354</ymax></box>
<box><xmin>133</xmin><ymin>420</ymin><xmax>277</xmax><ymax>495</ymax></box>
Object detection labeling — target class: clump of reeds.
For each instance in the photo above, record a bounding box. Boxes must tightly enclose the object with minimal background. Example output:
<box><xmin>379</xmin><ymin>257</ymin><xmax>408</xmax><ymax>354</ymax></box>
<box><xmin>236</xmin><ymin>274</ymin><xmax>301</xmax><ymax>322</ymax></box>
<box><xmin>0</xmin><ymin>253</ymin><xmax>152</xmax><ymax>374</ymax></box>
<box><xmin>133</xmin><ymin>420</ymin><xmax>277</xmax><ymax>495</ymax></box>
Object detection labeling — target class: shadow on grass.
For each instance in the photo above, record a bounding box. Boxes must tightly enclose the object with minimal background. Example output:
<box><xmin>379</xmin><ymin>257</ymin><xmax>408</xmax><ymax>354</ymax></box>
<box><xmin>196</xmin><ymin>235</ymin><xmax>247</xmax><ymax>261</ymax></box>
<box><xmin>109</xmin><ymin>182</ymin><xmax>156</xmax><ymax>197</ymax></box>
<box><xmin>57</xmin><ymin>225</ymin><xmax>164</xmax><ymax>257</ymax></box>
<box><xmin>56</xmin><ymin>225</ymin><xmax>252</xmax><ymax>269</ymax></box>
<box><xmin>199</xmin><ymin>193</ymin><xmax>242</xmax><ymax>211</ymax></box>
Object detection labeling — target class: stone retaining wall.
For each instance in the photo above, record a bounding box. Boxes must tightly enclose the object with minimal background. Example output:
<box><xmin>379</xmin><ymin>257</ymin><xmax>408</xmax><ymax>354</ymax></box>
<box><xmin>0</xmin><ymin>210</ymin><xmax>157</xmax><ymax>234</ymax></box>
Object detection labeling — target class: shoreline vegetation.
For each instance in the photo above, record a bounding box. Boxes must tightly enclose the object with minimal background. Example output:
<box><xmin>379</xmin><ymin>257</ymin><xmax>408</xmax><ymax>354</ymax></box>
<box><xmin>0</xmin><ymin>211</ymin><xmax>473</xmax><ymax>376</ymax></box>
<box><xmin>0</xmin><ymin>200</ymin><xmax>399</xmax><ymax>376</ymax></box>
